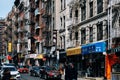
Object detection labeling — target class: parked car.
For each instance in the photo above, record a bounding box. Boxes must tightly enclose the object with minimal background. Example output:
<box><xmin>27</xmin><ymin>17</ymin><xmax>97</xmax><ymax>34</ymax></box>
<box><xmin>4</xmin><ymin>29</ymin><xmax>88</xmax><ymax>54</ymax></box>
<box><xmin>39</xmin><ymin>66</ymin><xmax>61</xmax><ymax>79</ymax></box>
<box><xmin>18</xmin><ymin>65</ymin><xmax>29</xmax><ymax>73</ymax></box>
<box><xmin>0</xmin><ymin>66</ymin><xmax>21</xmax><ymax>80</ymax></box>
<box><xmin>2</xmin><ymin>63</ymin><xmax>16</xmax><ymax>67</ymax></box>
<box><xmin>29</xmin><ymin>66</ymin><xmax>41</xmax><ymax>77</ymax></box>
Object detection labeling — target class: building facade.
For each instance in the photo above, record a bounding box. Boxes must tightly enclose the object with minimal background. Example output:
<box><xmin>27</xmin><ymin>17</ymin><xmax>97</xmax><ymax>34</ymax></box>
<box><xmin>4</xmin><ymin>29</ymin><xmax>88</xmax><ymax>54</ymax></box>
<box><xmin>66</xmin><ymin>0</ymin><xmax>108</xmax><ymax>77</ymax></box>
<box><xmin>0</xmin><ymin>18</ymin><xmax>6</xmax><ymax>64</ymax></box>
<box><xmin>3</xmin><ymin>0</ymin><xmax>120</xmax><ymax>79</ymax></box>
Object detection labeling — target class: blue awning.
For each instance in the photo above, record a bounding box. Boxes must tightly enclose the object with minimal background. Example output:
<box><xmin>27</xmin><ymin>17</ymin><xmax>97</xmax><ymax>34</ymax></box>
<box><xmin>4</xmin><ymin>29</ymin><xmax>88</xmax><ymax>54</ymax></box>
<box><xmin>82</xmin><ymin>41</ymin><xmax>106</xmax><ymax>55</ymax></box>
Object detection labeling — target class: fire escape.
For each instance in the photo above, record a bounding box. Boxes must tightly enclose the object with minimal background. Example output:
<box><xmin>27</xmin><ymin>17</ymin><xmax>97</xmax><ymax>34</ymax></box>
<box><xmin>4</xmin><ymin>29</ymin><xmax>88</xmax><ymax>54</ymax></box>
<box><xmin>67</xmin><ymin>0</ymin><xmax>82</xmax><ymax>48</ymax></box>
<box><xmin>112</xmin><ymin>1</ymin><xmax>120</xmax><ymax>47</ymax></box>
<box><xmin>28</xmin><ymin>0</ymin><xmax>36</xmax><ymax>54</ymax></box>
<box><xmin>41</xmin><ymin>0</ymin><xmax>52</xmax><ymax>48</ymax></box>
<box><xmin>108</xmin><ymin>0</ymin><xmax>120</xmax><ymax>49</ymax></box>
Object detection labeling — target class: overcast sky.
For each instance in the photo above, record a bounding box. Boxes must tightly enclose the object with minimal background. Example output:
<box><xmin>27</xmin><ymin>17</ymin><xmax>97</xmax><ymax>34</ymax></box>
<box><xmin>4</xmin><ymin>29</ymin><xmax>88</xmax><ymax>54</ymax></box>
<box><xmin>0</xmin><ymin>0</ymin><xmax>14</xmax><ymax>18</ymax></box>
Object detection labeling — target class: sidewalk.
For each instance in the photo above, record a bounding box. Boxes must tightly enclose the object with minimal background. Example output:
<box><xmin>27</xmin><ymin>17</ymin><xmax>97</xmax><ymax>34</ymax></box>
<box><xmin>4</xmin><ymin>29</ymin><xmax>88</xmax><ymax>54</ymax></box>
<box><xmin>78</xmin><ymin>77</ymin><xmax>104</xmax><ymax>80</ymax></box>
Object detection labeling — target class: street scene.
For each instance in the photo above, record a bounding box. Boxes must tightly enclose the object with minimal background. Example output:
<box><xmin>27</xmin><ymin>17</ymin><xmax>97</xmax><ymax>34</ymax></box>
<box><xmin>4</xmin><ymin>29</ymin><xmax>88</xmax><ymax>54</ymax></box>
<box><xmin>0</xmin><ymin>0</ymin><xmax>120</xmax><ymax>80</ymax></box>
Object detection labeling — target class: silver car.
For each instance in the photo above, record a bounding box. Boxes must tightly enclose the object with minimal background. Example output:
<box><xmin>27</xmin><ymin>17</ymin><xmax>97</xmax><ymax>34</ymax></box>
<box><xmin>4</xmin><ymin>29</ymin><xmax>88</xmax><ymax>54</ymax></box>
<box><xmin>0</xmin><ymin>66</ymin><xmax>21</xmax><ymax>80</ymax></box>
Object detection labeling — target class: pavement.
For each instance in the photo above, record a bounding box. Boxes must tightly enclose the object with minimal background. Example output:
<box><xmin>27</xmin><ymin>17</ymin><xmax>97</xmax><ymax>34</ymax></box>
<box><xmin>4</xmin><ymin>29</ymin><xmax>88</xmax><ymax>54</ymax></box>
<box><xmin>77</xmin><ymin>77</ymin><xmax>104</xmax><ymax>80</ymax></box>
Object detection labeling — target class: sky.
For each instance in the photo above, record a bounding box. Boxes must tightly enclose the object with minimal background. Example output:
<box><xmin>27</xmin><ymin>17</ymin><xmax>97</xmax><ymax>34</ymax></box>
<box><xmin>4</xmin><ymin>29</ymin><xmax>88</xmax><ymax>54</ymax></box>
<box><xmin>0</xmin><ymin>0</ymin><xmax>15</xmax><ymax>18</ymax></box>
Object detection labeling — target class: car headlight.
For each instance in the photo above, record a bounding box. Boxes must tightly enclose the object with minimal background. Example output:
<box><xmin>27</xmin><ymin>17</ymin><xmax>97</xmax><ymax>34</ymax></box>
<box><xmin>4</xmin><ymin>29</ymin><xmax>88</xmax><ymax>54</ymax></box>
<box><xmin>16</xmin><ymin>73</ymin><xmax>21</xmax><ymax>78</ymax></box>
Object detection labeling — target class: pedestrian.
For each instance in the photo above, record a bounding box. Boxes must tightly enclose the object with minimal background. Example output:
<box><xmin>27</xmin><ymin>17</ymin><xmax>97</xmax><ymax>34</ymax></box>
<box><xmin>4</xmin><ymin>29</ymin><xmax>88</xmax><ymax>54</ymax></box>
<box><xmin>64</xmin><ymin>62</ymin><xmax>70</xmax><ymax>80</ymax></box>
<box><xmin>2</xmin><ymin>68</ymin><xmax>11</xmax><ymax>80</ymax></box>
<box><xmin>69</xmin><ymin>63</ymin><xmax>78</xmax><ymax>80</ymax></box>
<box><xmin>58</xmin><ymin>64</ymin><xmax>64</xmax><ymax>80</ymax></box>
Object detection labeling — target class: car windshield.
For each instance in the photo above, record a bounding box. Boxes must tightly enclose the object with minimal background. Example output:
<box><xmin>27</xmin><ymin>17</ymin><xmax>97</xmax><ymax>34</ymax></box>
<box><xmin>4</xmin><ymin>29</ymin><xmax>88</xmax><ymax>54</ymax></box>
<box><xmin>19</xmin><ymin>65</ymin><xmax>26</xmax><ymax>68</ymax></box>
<box><xmin>33</xmin><ymin>66</ymin><xmax>40</xmax><ymax>70</ymax></box>
<box><xmin>46</xmin><ymin>67</ymin><xmax>56</xmax><ymax>71</ymax></box>
<box><xmin>3</xmin><ymin>63</ymin><xmax>15</xmax><ymax>66</ymax></box>
<box><xmin>3</xmin><ymin>67</ymin><xmax>17</xmax><ymax>71</ymax></box>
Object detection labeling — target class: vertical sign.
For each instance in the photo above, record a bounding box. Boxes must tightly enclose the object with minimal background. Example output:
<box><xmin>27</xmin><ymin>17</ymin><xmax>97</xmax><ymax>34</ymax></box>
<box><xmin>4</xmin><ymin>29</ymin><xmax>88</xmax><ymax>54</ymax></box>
<box><xmin>17</xmin><ymin>43</ymin><xmax>20</xmax><ymax>53</ymax></box>
<box><xmin>28</xmin><ymin>39</ymin><xmax>31</xmax><ymax>51</ymax></box>
<box><xmin>8</xmin><ymin>43</ymin><xmax>12</xmax><ymax>52</ymax></box>
<box><xmin>53</xmin><ymin>30</ymin><xmax>57</xmax><ymax>45</ymax></box>
<box><xmin>57</xmin><ymin>50</ymin><xmax>59</xmax><ymax>60</ymax></box>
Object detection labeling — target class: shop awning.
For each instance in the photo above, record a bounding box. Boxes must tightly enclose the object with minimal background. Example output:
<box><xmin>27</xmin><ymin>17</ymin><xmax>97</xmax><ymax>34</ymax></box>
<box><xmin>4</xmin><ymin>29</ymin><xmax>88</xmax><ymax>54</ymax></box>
<box><xmin>107</xmin><ymin>46</ymin><xmax>120</xmax><ymax>54</ymax></box>
<box><xmin>35</xmin><ymin>54</ymin><xmax>44</xmax><ymax>59</ymax></box>
<box><xmin>66</xmin><ymin>47</ymin><xmax>81</xmax><ymax>56</ymax></box>
<box><xmin>82</xmin><ymin>41</ymin><xmax>106</xmax><ymax>55</ymax></box>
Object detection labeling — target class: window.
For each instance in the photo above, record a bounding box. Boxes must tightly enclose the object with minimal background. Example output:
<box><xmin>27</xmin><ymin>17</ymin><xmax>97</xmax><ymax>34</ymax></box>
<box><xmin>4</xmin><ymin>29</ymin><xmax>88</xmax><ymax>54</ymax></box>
<box><xmin>75</xmin><ymin>10</ymin><xmax>78</xmax><ymax>17</ymax></box>
<box><xmin>64</xmin><ymin>0</ymin><xmax>66</xmax><ymax>9</ymax></box>
<box><xmin>53</xmin><ymin>1</ymin><xmax>54</xmax><ymax>13</ymax></box>
<box><xmin>75</xmin><ymin>10</ymin><xmax>78</xmax><ymax>23</ymax></box>
<box><xmin>63</xmin><ymin>16</ymin><xmax>65</xmax><ymax>28</ymax></box>
<box><xmin>106</xmin><ymin>24</ymin><xmax>108</xmax><ymax>39</ymax></box>
<box><xmin>97</xmin><ymin>22</ymin><xmax>103</xmax><ymax>40</ymax></box>
<box><xmin>97</xmin><ymin>0</ymin><xmax>103</xmax><ymax>14</ymax></box>
<box><xmin>70</xmin><ymin>9</ymin><xmax>72</xmax><ymax>18</ymax></box>
<box><xmin>81</xmin><ymin>6</ymin><xmax>86</xmax><ymax>21</ymax></box>
<box><xmin>60</xmin><ymin>37</ymin><xmax>62</xmax><ymax>49</ymax></box>
<box><xmin>119</xmin><ymin>17</ymin><xmax>120</xmax><ymax>26</ymax></box>
<box><xmin>63</xmin><ymin>36</ymin><xmax>65</xmax><ymax>49</ymax></box>
<box><xmin>89</xmin><ymin>27</ymin><xmax>93</xmax><ymax>42</ymax></box>
<box><xmin>60</xmin><ymin>17</ymin><xmax>62</xmax><ymax>27</ymax></box>
<box><xmin>81</xmin><ymin>29</ymin><xmax>86</xmax><ymax>44</ymax></box>
<box><xmin>90</xmin><ymin>1</ymin><xmax>93</xmax><ymax>17</ymax></box>
<box><xmin>75</xmin><ymin>32</ymin><xmax>78</xmax><ymax>40</ymax></box>
<box><xmin>53</xmin><ymin>17</ymin><xmax>54</xmax><ymax>30</ymax></box>
<box><xmin>61</xmin><ymin>0</ymin><xmax>63</xmax><ymax>10</ymax></box>
<box><xmin>70</xmin><ymin>31</ymin><xmax>72</xmax><ymax>40</ymax></box>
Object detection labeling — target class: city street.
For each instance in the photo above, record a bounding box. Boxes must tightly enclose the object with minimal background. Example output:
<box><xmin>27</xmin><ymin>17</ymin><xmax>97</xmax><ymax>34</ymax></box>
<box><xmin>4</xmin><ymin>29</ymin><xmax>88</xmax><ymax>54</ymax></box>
<box><xmin>21</xmin><ymin>73</ymin><xmax>44</xmax><ymax>80</ymax></box>
<box><xmin>0</xmin><ymin>0</ymin><xmax>120</xmax><ymax>80</ymax></box>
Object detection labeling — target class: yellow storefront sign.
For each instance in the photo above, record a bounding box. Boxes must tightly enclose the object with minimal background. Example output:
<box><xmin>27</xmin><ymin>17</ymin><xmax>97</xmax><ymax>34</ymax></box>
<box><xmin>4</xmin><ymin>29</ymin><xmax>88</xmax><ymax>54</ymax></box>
<box><xmin>66</xmin><ymin>47</ymin><xmax>81</xmax><ymax>56</ymax></box>
<box><xmin>35</xmin><ymin>54</ymin><xmax>44</xmax><ymax>59</ymax></box>
<box><xmin>8</xmin><ymin>43</ymin><xmax>12</xmax><ymax>52</ymax></box>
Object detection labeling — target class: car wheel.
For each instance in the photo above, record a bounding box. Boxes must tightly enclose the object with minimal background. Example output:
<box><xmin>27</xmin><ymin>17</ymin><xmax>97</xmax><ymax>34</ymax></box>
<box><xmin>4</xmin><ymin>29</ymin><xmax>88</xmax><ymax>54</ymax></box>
<box><xmin>33</xmin><ymin>73</ymin><xmax>35</xmax><ymax>76</ymax></box>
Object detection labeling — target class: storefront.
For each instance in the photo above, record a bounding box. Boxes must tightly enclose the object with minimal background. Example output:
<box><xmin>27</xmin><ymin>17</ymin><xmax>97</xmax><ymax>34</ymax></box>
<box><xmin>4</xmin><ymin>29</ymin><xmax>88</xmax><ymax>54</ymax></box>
<box><xmin>81</xmin><ymin>41</ymin><xmax>106</xmax><ymax>77</ymax></box>
<box><xmin>66</xmin><ymin>47</ymin><xmax>82</xmax><ymax>71</ymax></box>
<box><xmin>106</xmin><ymin>46</ymin><xmax>120</xmax><ymax>79</ymax></box>
<box><xmin>25</xmin><ymin>54</ymin><xmax>37</xmax><ymax>66</ymax></box>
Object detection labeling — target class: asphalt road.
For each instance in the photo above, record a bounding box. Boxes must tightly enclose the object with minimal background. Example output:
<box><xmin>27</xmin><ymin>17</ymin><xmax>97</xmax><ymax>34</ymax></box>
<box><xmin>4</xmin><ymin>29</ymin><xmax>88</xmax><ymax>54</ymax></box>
<box><xmin>20</xmin><ymin>73</ymin><xmax>62</xmax><ymax>80</ymax></box>
<box><xmin>21</xmin><ymin>73</ymin><xmax>44</xmax><ymax>80</ymax></box>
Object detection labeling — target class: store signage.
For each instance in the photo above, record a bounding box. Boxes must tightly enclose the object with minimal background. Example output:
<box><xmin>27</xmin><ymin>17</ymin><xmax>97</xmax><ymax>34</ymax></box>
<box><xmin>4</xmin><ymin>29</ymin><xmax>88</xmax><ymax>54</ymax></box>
<box><xmin>66</xmin><ymin>47</ymin><xmax>81</xmax><ymax>56</ymax></box>
<box><xmin>82</xmin><ymin>41</ymin><xmax>106</xmax><ymax>55</ymax></box>
<box><xmin>8</xmin><ymin>42</ymin><xmax>12</xmax><ymax>52</ymax></box>
<box><xmin>107</xmin><ymin>46</ymin><xmax>120</xmax><ymax>54</ymax></box>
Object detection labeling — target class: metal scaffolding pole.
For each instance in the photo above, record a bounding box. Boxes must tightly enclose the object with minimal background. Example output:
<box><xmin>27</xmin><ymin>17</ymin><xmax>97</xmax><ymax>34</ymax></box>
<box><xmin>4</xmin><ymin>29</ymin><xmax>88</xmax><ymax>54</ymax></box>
<box><xmin>108</xmin><ymin>0</ymin><xmax>113</xmax><ymax>49</ymax></box>
<box><xmin>110</xmin><ymin>0</ymin><xmax>113</xmax><ymax>49</ymax></box>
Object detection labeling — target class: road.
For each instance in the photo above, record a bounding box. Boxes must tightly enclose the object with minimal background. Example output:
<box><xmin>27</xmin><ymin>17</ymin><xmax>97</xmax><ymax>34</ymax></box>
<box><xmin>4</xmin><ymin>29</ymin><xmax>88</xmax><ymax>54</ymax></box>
<box><xmin>20</xmin><ymin>73</ymin><xmax>62</xmax><ymax>80</ymax></box>
<box><xmin>21</xmin><ymin>73</ymin><xmax>44</xmax><ymax>80</ymax></box>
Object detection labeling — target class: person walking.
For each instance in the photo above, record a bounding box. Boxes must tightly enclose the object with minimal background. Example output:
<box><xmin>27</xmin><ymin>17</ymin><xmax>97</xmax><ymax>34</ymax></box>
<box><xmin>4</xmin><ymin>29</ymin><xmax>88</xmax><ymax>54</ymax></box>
<box><xmin>58</xmin><ymin>64</ymin><xmax>64</xmax><ymax>80</ymax></box>
<box><xmin>2</xmin><ymin>68</ymin><xmax>11</xmax><ymax>80</ymax></box>
<box><xmin>69</xmin><ymin>63</ymin><xmax>78</xmax><ymax>80</ymax></box>
<box><xmin>64</xmin><ymin>62</ymin><xmax>70</xmax><ymax>80</ymax></box>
